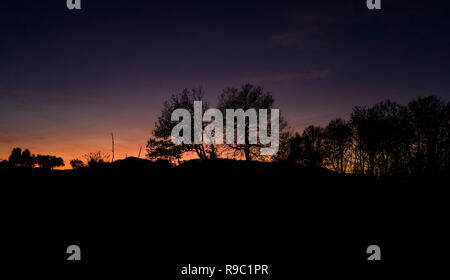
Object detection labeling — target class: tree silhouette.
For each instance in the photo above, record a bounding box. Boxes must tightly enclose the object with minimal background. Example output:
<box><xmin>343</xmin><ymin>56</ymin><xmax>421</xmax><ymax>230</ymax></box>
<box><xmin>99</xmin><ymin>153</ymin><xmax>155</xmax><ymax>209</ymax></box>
<box><xmin>408</xmin><ymin>96</ymin><xmax>447</xmax><ymax>174</ymax></box>
<box><xmin>70</xmin><ymin>158</ymin><xmax>85</xmax><ymax>169</ymax></box>
<box><xmin>351</xmin><ymin>100</ymin><xmax>414</xmax><ymax>176</ymax></box>
<box><xmin>8</xmin><ymin>147</ymin><xmax>36</xmax><ymax>168</ymax></box>
<box><xmin>441</xmin><ymin>102</ymin><xmax>450</xmax><ymax>172</ymax></box>
<box><xmin>271</xmin><ymin>129</ymin><xmax>293</xmax><ymax>162</ymax></box>
<box><xmin>372</xmin><ymin>100</ymin><xmax>413</xmax><ymax>176</ymax></box>
<box><xmin>349</xmin><ymin>106</ymin><xmax>370</xmax><ymax>174</ymax></box>
<box><xmin>218</xmin><ymin>83</ymin><xmax>286</xmax><ymax>161</ymax></box>
<box><xmin>323</xmin><ymin>118</ymin><xmax>353</xmax><ymax>173</ymax></box>
<box><xmin>151</xmin><ymin>88</ymin><xmax>217</xmax><ymax>161</ymax></box>
<box><xmin>8</xmin><ymin>147</ymin><xmax>23</xmax><ymax>167</ymax></box>
<box><xmin>300</xmin><ymin>125</ymin><xmax>326</xmax><ymax>168</ymax></box>
<box><xmin>0</xmin><ymin>160</ymin><xmax>8</xmax><ymax>168</ymax></box>
<box><xmin>329</xmin><ymin>96</ymin><xmax>447</xmax><ymax>175</ymax></box>
<box><xmin>36</xmin><ymin>155</ymin><xmax>64</xmax><ymax>169</ymax></box>
<box><xmin>279</xmin><ymin>95</ymin><xmax>449</xmax><ymax>176</ymax></box>
<box><xmin>282</xmin><ymin>133</ymin><xmax>302</xmax><ymax>163</ymax></box>
<box><xmin>146</xmin><ymin>137</ymin><xmax>184</xmax><ymax>164</ymax></box>
<box><xmin>2</xmin><ymin>94</ymin><xmax>449</xmax><ymax>176</ymax></box>
<box><xmin>21</xmin><ymin>149</ymin><xmax>36</xmax><ymax>168</ymax></box>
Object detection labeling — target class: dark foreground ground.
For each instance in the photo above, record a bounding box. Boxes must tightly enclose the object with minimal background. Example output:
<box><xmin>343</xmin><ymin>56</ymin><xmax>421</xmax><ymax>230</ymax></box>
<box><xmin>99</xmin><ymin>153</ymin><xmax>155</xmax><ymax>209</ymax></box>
<box><xmin>1</xmin><ymin>158</ymin><xmax>448</xmax><ymax>276</ymax></box>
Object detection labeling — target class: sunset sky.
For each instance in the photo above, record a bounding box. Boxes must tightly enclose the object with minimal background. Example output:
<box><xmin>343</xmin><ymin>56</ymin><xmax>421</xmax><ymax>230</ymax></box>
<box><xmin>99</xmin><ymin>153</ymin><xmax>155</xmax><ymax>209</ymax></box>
<box><xmin>1</xmin><ymin>0</ymin><xmax>449</xmax><ymax>166</ymax></box>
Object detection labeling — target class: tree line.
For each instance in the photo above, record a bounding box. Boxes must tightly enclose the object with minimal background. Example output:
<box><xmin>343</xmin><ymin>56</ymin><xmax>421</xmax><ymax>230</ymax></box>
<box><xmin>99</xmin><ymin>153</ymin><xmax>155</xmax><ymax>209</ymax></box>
<box><xmin>1</xmin><ymin>83</ymin><xmax>448</xmax><ymax>177</ymax></box>
<box><xmin>147</xmin><ymin>84</ymin><xmax>449</xmax><ymax>176</ymax></box>
<box><xmin>0</xmin><ymin>149</ymin><xmax>112</xmax><ymax>170</ymax></box>
<box><xmin>0</xmin><ymin>147</ymin><xmax>64</xmax><ymax>169</ymax></box>
<box><xmin>280</xmin><ymin>96</ymin><xmax>450</xmax><ymax>176</ymax></box>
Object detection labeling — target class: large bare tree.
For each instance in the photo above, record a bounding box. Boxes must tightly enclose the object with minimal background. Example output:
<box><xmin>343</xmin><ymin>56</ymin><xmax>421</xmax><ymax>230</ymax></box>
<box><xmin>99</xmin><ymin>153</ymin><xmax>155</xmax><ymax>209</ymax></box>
<box><xmin>148</xmin><ymin>87</ymin><xmax>217</xmax><ymax>161</ymax></box>
<box><xmin>218</xmin><ymin>84</ymin><xmax>286</xmax><ymax>161</ymax></box>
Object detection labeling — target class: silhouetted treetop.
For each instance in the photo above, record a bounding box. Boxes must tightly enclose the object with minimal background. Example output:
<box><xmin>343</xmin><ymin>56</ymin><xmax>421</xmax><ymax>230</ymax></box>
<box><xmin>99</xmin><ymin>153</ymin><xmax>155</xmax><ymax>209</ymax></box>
<box><xmin>36</xmin><ymin>155</ymin><xmax>64</xmax><ymax>169</ymax></box>
<box><xmin>151</xmin><ymin>87</ymin><xmax>216</xmax><ymax>161</ymax></box>
<box><xmin>217</xmin><ymin>83</ymin><xmax>287</xmax><ymax>161</ymax></box>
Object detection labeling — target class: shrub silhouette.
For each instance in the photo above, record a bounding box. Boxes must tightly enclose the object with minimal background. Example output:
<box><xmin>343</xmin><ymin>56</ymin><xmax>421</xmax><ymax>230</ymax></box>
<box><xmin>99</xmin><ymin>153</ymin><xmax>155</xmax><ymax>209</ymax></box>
<box><xmin>83</xmin><ymin>151</ymin><xmax>110</xmax><ymax>168</ymax></box>
<box><xmin>146</xmin><ymin>137</ymin><xmax>184</xmax><ymax>164</ymax></box>
<box><xmin>70</xmin><ymin>158</ymin><xmax>85</xmax><ymax>169</ymax></box>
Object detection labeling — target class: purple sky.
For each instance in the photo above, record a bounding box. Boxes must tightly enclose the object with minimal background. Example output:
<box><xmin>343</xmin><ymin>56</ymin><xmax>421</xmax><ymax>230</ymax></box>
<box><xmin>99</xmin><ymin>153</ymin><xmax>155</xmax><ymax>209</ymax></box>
<box><xmin>1</xmin><ymin>0</ymin><xmax>449</xmax><ymax>164</ymax></box>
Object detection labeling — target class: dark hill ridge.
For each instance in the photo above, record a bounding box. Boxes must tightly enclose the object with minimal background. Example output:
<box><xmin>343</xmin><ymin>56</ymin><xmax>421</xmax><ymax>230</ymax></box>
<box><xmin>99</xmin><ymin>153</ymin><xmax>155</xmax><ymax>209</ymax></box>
<box><xmin>178</xmin><ymin>158</ymin><xmax>334</xmax><ymax>171</ymax></box>
<box><xmin>175</xmin><ymin>158</ymin><xmax>344</xmax><ymax>186</ymax></box>
<box><xmin>0</xmin><ymin>158</ymin><xmax>447</xmax><ymax>268</ymax></box>
<box><xmin>110</xmin><ymin>156</ymin><xmax>171</xmax><ymax>169</ymax></box>
<box><xmin>1</xmin><ymin>157</ymin><xmax>444</xmax><ymax>186</ymax></box>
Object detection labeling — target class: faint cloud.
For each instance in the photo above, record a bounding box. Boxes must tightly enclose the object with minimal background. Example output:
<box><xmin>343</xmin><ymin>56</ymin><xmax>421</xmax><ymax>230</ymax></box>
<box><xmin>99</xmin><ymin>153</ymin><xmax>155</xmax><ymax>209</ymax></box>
<box><xmin>269</xmin><ymin>8</ymin><xmax>352</xmax><ymax>48</ymax></box>
<box><xmin>0</xmin><ymin>134</ymin><xmax>18</xmax><ymax>144</ymax></box>
<box><xmin>270</xmin><ymin>26</ymin><xmax>321</xmax><ymax>47</ymax></box>
<box><xmin>245</xmin><ymin>68</ymin><xmax>330</xmax><ymax>83</ymax></box>
<box><xmin>0</xmin><ymin>85</ymin><xmax>114</xmax><ymax>105</ymax></box>
<box><xmin>307</xmin><ymin>69</ymin><xmax>330</xmax><ymax>79</ymax></box>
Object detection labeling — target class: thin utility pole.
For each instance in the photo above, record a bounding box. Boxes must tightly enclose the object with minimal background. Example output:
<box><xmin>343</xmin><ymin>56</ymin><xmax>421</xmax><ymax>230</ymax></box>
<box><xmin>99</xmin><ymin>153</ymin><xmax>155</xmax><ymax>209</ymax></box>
<box><xmin>138</xmin><ymin>146</ymin><xmax>142</xmax><ymax>158</ymax></box>
<box><xmin>111</xmin><ymin>133</ymin><xmax>115</xmax><ymax>162</ymax></box>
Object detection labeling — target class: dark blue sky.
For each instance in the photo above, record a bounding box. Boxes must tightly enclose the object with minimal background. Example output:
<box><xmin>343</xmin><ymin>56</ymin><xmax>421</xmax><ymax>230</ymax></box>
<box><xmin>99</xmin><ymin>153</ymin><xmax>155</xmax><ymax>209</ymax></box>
<box><xmin>1</xmin><ymin>0</ymin><xmax>449</xmax><ymax>163</ymax></box>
